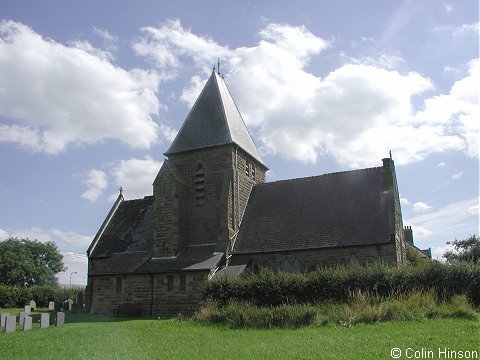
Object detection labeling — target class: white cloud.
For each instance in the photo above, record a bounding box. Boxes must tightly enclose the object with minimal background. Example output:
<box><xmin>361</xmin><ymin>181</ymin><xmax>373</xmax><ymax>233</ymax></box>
<box><xmin>451</xmin><ymin>171</ymin><xmax>463</xmax><ymax>180</ymax></box>
<box><xmin>0</xmin><ymin>228</ymin><xmax>9</xmax><ymax>241</ymax></box>
<box><xmin>109</xmin><ymin>156</ymin><xmax>162</xmax><ymax>200</ymax></box>
<box><xmin>50</xmin><ymin>229</ymin><xmax>92</xmax><ymax>248</ymax></box>
<box><xmin>1</xmin><ymin>226</ymin><xmax>92</xmax><ymax>249</ymax></box>
<box><xmin>400</xmin><ymin>196</ymin><xmax>410</xmax><ymax>206</ymax></box>
<box><xmin>413</xmin><ymin>201</ymin><xmax>432</xmax><ymax>212</ymax></box>
<box><xmin>0</xmin><ymin>20</ymin><xmax>164</xmax><ymax>154</ymax></box>
<box><xmin>134</xmin><ymin>19</ymin><xmax>231</xmax><ymax>78</ymax></box>
<box><xmin>467</xmin><ymin>204</ymin><xmax>479</xmax><ymax>215</ymax></box>
<box><xmin>133</xmin><ymin>20</ymin><xmax>475</xmax><ymax>168</ymax></box>
<box><xmin>415</xmin><ymin>59</ymin><xmax>479</xmax><ymax>159</ymax></box>
<box><xmin>437</xmin><ymin>162</ymin><xmax>447</xmax><ymax>167</ymax></box>
<box><xmin>452</xmin><ymin>22</ymin><xmax>479</xmax><ymax>37</ymax></box>
<box><xmin>81</xmin><ymin>169</ymin><xmax>108</xmax><ymax>202</ymax></box>
<box><xmin>6</xmin><ymin>226</ymin><xmax>54</xmax><ymax>243</ymax></box>
<box><xmin>413</xmin><ymin>226</ymin><xmax>433</xmax><ymax>238</ymax></box>
<box><xmin>91</xmin><ymin>26</ymin><xmax>118</xmax><ymax>53</ymax></box>
<box><xmin>444</xmin><ymin>4</ymin><xmax>453</xmax><ymax>13</ymax></box>
<box><xmin>430</xmin><ymin>243</ymin><xmax>453</xmax><ymax>262</ymax></box>
<box><xmin>406</xmin><ymin>197</ymin><xmax>479</xmax><ymax>241</ymax></box>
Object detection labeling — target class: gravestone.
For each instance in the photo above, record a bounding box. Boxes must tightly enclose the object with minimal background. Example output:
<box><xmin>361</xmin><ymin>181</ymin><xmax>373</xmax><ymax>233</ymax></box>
<box><xmin>29</xmin><ymin>300</ymin><xmax>36</xmax><ymax>311</ymax></box>
<box><xmin>40</xmin><ymin>313</ymin><xmax>49</xmax><ymax>329</ymax></box>
<box><xmin>23</xmin><ymin>316</ymin><xmax>32</xmax><ymax>331</ymax></box>
<box><xmin>76</xmin><ymin>292</ymin><xmax>84</xmax><ymax>305</ymax></box>
<box><xmin>5</xmin><ymin>316</ymin><xmax>16</xmax><ymax>333</ymax></box>
<box><xmin>56</xmin><ymin>312</ymin><xmax>65</xmax><ymax>326</ymax></box>
<box><xmin>48</xmin><ymin>301</ymin><xmax>55</xmax><ymax>310</ymax></box>
<box><xmin>19</xmin><ymin>311</ymin><xmax>27</xmax><ymax>327</ymax></box>
<box><xmin>24</xmin><ymin>305</ymin><xmax>31</xmax><ymax>314</ymax></box>
<box><xmin>64</xmin><ymin>299</ymin><xmax>73</xmax><ymax>311</ymax></box>
<box><xmin>1</xmin><ymin>313</ymin><xmax>9</xmax><ymax>329</ymax></box>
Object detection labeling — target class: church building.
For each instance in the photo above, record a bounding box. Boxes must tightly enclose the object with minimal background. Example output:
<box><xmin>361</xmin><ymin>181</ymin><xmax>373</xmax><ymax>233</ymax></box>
<box><xmin>86</xmin><ymin>69</ymin><xmax>416</xmax><ymax>316</ymax></box>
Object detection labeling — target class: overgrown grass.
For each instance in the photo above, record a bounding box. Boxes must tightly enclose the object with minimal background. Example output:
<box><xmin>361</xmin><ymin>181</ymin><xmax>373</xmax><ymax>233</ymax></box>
<box><xmin>195</xmin><ymin>291</ymin><xmax>478</xmax><ymax>328</ymax></box>
<box><xmin>0</xmin><ymin>310</ymin><xmax>478</xmax><ymax>359</ymax></box>
<box><xmin>194</xmin><ymin>302</ymin><xmax>317</xmax><ymax>328</ymax></box>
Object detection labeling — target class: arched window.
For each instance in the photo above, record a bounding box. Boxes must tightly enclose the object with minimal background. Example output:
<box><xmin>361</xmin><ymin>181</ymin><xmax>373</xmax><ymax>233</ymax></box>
<box><xmin>194</xmin><ymin>163</ymin><xmax>205</xmax><ymax>205</ymax></box>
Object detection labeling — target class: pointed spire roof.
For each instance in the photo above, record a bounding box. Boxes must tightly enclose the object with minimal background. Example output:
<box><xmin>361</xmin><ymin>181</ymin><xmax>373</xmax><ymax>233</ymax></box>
<box><xmin>165</xmin><ymin>71</ymin><xmax>266</xmax><ymax>166</ymax></box>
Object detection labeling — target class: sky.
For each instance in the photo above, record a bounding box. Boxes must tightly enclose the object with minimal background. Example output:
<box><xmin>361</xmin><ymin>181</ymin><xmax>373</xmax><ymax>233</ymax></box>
<box><xmin>0</xmin><ymin>0</ymin><xmax>478</xmax><ymax>286</ymax></box>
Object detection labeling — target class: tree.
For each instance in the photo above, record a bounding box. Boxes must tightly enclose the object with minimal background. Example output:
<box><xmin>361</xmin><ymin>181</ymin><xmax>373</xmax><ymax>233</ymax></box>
<box><xmin>0</xmin><ymin>238</ymin><xmax>66</xmax><ymax>287</ymax></box>
<box><xmin>443</xmin><ymin>234</ymin><xmax>480</xmax><ymax>263</ymax></box>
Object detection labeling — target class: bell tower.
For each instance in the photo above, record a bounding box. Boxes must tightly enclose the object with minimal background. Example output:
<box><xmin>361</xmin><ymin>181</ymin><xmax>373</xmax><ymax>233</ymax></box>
<box><xmin>152</xmin><ymin>70</ymin><xmax>268</xmax><ymax>257</ymax></box>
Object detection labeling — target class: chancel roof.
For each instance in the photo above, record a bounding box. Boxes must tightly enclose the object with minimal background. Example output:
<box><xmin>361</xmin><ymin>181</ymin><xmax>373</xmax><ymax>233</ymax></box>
<box><xmin>233</xmin><ymin>166</ymin><xmax>394</xmax><ymax>254</ymax></box>
<box><xmin>89</xmin><ymin>196</ymin><xmax>154</xmax><ymax>258</ymax></box>
<box><xmin>165</xmin><ymin>71</ymin><xmax>265</xmax><ymax>166</ymax></box>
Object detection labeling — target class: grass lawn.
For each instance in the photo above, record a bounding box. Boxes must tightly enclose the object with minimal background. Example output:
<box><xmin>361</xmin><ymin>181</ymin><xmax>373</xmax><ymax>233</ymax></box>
<box><xmin>1</xmin><ymin>309</ymin><xmax>479</xmax><ymax>359</ymax></box>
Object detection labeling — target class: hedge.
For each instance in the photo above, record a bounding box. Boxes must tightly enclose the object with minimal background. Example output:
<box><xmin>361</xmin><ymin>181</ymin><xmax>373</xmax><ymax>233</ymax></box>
<box><xmin>0</xmin><ymin>285</ymin><xmax>85</xmax><ymax>308</ymax></box>
<box><xmin>203</xmin><ymin>261</ymin><xmax>480</xmax><ymax>307</ymax></box>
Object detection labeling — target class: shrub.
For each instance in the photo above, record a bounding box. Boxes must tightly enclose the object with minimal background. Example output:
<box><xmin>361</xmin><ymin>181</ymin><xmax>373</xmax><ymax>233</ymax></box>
<box><xmin>204</xmin><ymin>261</ymin><xmax>480</xmax><ymax>307</ymax></box>
<box><xmin>0</xmin><ymin>285</ymin><xmax>85</xmax><ymax>308</ymax></box>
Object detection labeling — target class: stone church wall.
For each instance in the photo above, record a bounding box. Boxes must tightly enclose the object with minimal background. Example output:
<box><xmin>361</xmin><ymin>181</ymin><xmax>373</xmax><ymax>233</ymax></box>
<box><xmin>89</xmin><ymin>271</ymin><xmax>209</xmax><ymax>317</ymax></box>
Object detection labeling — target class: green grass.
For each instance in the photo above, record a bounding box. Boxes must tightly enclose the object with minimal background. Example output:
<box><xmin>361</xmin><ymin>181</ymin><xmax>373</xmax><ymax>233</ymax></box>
<box><xmin>1</xmin><ymin>310</ymin><xmax>479</xmax><ymax>359</ymax></box>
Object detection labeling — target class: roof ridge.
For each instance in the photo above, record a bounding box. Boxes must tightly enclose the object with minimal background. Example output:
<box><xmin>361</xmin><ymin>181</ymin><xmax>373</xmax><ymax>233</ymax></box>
<box><xmin>215</xmin><ymin>72</ymin><xmax>264</xmax><ymax>165</ymax></box>
<box><xmin>259</xmin><ymin>166</ymin><xmax>383</xmax><ymax>186</ymax></box>
<box><xmin>121</xmin><ymin>196</ymin><xmax>154</xmax><ymax>203</ymax></box>
<box><xmin>213</xmin><ymin>71</ymin><xmax>234</xmax><ymax>143</ymax></box>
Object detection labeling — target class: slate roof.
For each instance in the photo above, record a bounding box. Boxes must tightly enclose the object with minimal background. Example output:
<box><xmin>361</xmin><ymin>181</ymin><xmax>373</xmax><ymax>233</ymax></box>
<box><xmin>165</xmin><ymin>70</ymin><xmax>265</xmax><ymax>166</ymax></box>
<box><xmin>90</xmin><ymin>251</ymin><xmax>151</xmax><ymax>275</ymax></box>
<box><xmin>213</xmin><ymin>255</ymin><xmax>251</xmax><ymax>278</ymax></box>
<box><xmin>137</xmin><ymin>244</ymin><xmax>222</xmax><ymax>273</ymax></box>
<box><xmin>89</xmin><ymin>196</ymin><xmax>154</xmax><ymax>258</ymax></box>
<box><xmin>233</xmin><ymin>167</ymin><xmax>393</xmax><ymax>254</ymax></box>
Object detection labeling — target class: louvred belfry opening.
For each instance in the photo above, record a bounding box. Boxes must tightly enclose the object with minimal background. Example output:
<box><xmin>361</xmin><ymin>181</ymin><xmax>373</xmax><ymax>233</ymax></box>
<box><xmin>194</xmin><ymin>163</ymin><xmax>205</xmax><ymax>205</ymax></box>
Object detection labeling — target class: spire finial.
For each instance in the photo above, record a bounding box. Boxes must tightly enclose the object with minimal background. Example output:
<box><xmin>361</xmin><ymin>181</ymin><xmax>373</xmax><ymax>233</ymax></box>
<box><xmin>119</xmin><ymin>186</ymin><xmax>124</xmax><ymax>196</ymax></box>
<box><xmin>217</xmin><ymin>58</ymin><xmax>220</xmax><ymax>75</ymax></box>
<box><xmin>389</xmin><ymin>150</ymin><xmax>392</xmax><ymax>160</ymax></box>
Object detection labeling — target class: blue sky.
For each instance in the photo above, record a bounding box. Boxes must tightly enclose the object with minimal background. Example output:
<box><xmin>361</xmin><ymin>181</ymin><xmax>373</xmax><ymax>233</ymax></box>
<box><xmin>0</xmin><ymin>0</ymin><xmax>478</xmax><ymax>285</ymax></box>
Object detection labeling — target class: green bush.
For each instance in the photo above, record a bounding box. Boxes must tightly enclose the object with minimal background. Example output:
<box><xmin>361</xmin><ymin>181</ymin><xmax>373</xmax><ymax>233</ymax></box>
<box><xmin>203</xmin><ymin>261</ymin><xmax>480</xmax><ymax>307</ymax></box>
<box><xmin>0</xmin><ymin>285</ymin><xmax>85</xmax><ymax>308</ymax></box>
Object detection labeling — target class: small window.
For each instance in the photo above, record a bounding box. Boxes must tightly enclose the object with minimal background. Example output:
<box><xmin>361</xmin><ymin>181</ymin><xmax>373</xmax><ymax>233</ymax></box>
<box><xmin>167</xmin><ymin>275</ymin><xmax>174</xmax><ymax>291</ymax></box>
<box><xmin>251</xmin><ymin>165</ymin><xmax>256</xmax><ymax>180</ymax></box>
<box><xmin>245</xmin><ymin>160</ymin><xmax>250</xmax><ymax>176</ymax></box>
<box><xmin>180</xmin><ymin>274</ymin><xmax>186</xmax><ymax>291</ymax></box>
<box><xmin>116</xmin><ymin>277</ymin><xmax>123</xmax><ymax>294</ymax></box>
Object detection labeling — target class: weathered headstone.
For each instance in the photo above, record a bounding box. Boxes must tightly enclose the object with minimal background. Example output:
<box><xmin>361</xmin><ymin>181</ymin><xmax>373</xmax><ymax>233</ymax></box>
<box><xmin>62</xmin><ymin>299</ymin><xmax>74</xmax><ymax>311</ymax></box>
<box><xmin>5</xmin><ymin>316</ymin><xmax>16</xmax><ymax>333</ymax></box>
<box><xmin>75</xmin><ymin>292</ymin><xmax>84</xmax><ymax>305</ymax></box>
<box><xmin>29</xmin><ymin>300</ymin><xmax>36</xmax><ymax>311</ymax></box>
<box><xmin>48</xmin><ymin>301</ymin><xmax>55</xmax><ymax>310</ymax></box>
<box><xmin>40</xmin><ymin>313</ymin><xmax>49</xmax><ymax>329</ymax></box>
<box><xmin>1</xmin><ymin>313</ymin><xmax>9</xmax><ymax>329</ymax></box>
<box><xmin>23</xmin><ymin>316</ymin><xmax>32</xmax><ymax>331</ymax></box>
<box><xmin>56</xmin><ymin>312</ymin><xmax>65</xmax><ymax>326</ymax></box>
<box><xmin>24</xmin><ymin>305</ymin><xmax>31</xmax><ymax>314</ymax></box>
<box><xmin>19</xmin><ymin>311</ymin><xmax>27</xmax><ymax>327</ymax></box>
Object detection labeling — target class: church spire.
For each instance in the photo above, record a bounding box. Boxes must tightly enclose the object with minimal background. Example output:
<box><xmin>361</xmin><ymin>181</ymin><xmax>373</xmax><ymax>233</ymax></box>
<box><xmin>165</xmin><ymin>70</ymin><xmax>265</xmax><ymax>166</ymax></box>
